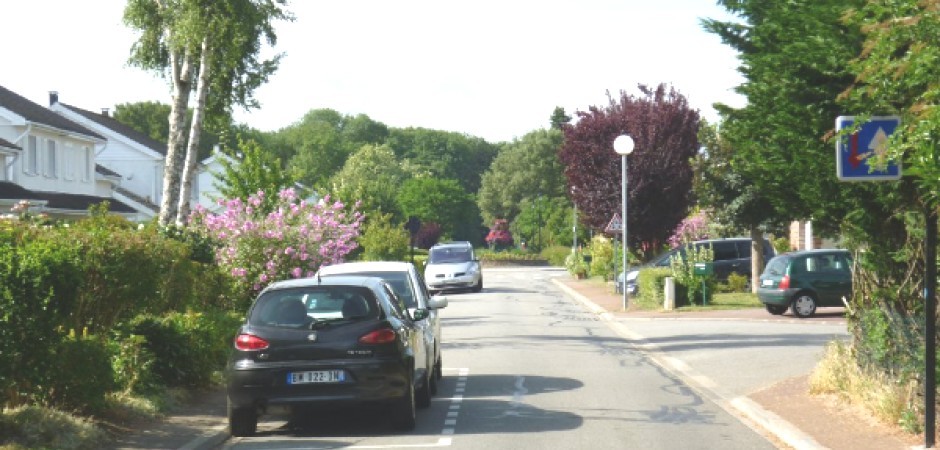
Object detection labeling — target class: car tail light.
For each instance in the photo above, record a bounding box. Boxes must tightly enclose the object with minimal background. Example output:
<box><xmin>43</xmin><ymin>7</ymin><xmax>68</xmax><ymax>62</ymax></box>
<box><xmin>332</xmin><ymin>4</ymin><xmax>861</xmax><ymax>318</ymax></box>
<box><xmin>359</xmin><ymin>328</ymin><xmax>397</xmax><ymax>344</ymax></box>
<box><xmin>234</xmin><ymin>333</ymin><xmax>269</xmax><ymax>351</ymax></box>
<box><xmin>778</xmin><ymin>275</ymin><xmax>790</xmax><ymax>290</ymax></box>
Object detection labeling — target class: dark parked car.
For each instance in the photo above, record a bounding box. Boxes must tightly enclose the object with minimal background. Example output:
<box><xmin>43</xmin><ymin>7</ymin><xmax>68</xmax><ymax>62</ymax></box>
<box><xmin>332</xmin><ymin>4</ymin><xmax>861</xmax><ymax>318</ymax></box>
<box><xmin>225</xmin><ymin>275</ymin><xmax>432</xmax><ymax>436</ymax></box>
<box><xmin>618</xmin><ymin>237</ymin><xmax>776</xmax><ymax>295</ymax></box>
<box><xmin>757</xmin><ymin>249</ymin><xmax>852</xmax><ymax>318</ymax></box>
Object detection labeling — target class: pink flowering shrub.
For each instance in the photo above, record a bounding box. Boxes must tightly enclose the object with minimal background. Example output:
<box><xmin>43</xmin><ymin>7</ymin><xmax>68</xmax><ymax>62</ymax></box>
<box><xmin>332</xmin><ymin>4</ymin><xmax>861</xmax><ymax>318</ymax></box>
<box><xmin>668</xmin><ymin>212</ymin><xmax>710</xmax><ymax>248</ymax></box>
<box><xmin>188</xmin><ymin>188</ymin><xmax>363</xmax><ymax>303</ymax></box>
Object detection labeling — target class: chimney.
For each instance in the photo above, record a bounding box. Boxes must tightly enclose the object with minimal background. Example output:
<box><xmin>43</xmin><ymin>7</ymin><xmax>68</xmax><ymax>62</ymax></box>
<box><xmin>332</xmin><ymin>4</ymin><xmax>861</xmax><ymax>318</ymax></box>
<box><xmin>49</xmin><ymin>91</ymin><xmax>58</xmax><ymax>106</ymax></box>
<box><xmin>101</xmin><ymin>108</ymin><xmax>110</xmax><ymax>117</ymax></box>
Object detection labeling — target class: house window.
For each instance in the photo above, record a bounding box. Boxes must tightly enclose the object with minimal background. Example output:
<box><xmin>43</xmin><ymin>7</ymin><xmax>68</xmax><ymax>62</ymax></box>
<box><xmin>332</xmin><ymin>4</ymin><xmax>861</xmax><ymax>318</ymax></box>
<box><xmin>0</xmin><ymin>155</ymin><xmax>6</xmax><ymax>181</ymax></box>
<box><xmin>26</xmin><ymin>135</ymin><xmax>38</xmax><ymax>175</ymax></box>
<box><xmin>45</xmin><ymin>140</ymin><xmax>57</xmax><ymax>178</ymax></box>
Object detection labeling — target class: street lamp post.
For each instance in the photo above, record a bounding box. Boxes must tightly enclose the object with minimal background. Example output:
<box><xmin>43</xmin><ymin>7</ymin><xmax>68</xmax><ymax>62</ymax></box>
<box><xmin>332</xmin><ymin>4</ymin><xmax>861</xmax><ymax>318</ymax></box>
<box><xmin>613</xmin><ymin>134</ymin><xmax>634</xmax><ymax>312</ymax></box>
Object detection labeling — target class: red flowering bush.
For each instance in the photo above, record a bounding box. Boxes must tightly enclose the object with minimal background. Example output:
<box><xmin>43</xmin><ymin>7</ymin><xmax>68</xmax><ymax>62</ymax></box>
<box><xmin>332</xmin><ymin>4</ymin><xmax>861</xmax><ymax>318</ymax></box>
<box><xmin>485</xmin><ymin>219</ymin><xmax>514</xmax><ymax>250</ymax></box>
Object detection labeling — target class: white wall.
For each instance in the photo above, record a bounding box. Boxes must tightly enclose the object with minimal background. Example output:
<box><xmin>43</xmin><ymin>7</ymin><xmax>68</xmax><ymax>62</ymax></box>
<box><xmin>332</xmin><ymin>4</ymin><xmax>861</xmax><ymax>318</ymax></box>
<box><xmin>6</xmin><ymin>126</ymin><xmax>98</xmax><ymax>196</ymax></box>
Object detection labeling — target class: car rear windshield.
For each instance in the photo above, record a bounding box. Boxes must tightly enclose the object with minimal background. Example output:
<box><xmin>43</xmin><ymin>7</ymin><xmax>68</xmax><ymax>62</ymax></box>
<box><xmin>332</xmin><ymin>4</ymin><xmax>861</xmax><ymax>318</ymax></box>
<box><xmin>428</xmin><ymin>247</ymin><xmax>472</xmax><ymax>264</ymax></box>
<box><xmin>250</xmin><ymin>286</ymin><xmax>378</xmax><ymax>328</ymax></box>
<box><xmin>764</xmin><ymin>256</ymin><xmax>791</xmax><ymax>276</ymax></box>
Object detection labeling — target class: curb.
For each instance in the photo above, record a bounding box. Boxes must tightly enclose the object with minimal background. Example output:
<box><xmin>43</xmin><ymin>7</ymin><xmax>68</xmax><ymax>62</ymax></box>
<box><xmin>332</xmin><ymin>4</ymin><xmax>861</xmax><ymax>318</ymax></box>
<box><xmin>178</xmin><ymin>424</ymin><xmax>229</xmax><ymax>450</ymax></box>
<box><xmin>550</xmin><ymin>277</ymin><xmax>827</xmax><ymax>450</ymax></box>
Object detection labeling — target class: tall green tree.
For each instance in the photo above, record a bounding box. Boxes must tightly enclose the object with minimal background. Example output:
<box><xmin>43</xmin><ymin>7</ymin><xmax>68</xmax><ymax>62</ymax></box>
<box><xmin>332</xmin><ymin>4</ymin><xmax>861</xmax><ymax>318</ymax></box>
<box><xmin>386</xmin><ymin>128</ymin><xmax>498</xmax><ymax>194</ymax></box>
<box><xmin>124</xmin><ymin>0</ymin><xmax>291</xmax><ymax>225</ymax></box>
<box><xmin>702</xmin><ymin>0</ymin><xmax>865</xmax><ymax>235</ymax></box>
<box><xmin>477</xmin><ymin>128</ymin><xmax>566</xmax><ymax>224</ymax></box>
<box><xmin>213</xmin><ymin>138</ymin><xmax>296</xmax><ymax>214</ymax></box>
<box><xmin>283</xmin><ymin>109</ymin><xmax>389</xmax><ymax>190</ymax></box>
<box><xmin>329</xmin><ymin>144</ymin><xmax>406</xmax><ymax>219</ymax></box>
<box><xmin>559</xmin><ymin>84</ymin><xmax>701</xmax><ymax>258</ymax></box>
<box><xmin>396</xmin><ymin>178</ymin><xmax>479</xmax><ymax>242</ymax></box>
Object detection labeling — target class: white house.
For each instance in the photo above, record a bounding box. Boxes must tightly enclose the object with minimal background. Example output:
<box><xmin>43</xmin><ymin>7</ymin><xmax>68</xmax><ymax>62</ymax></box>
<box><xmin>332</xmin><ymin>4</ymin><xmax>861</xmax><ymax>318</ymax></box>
<box><xmin>0</xmin><ymin>85</ymin><xmax>138</xmax><ymax>219</ymax></box>
<box><xmin>49</xmin><ymin>92</ymin><xmax>166</xmax><ymax>219</ymax></box>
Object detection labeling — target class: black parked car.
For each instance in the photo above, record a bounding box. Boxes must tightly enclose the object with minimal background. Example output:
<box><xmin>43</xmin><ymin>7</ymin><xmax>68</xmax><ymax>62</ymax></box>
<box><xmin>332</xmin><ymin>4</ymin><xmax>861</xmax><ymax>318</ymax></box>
<box><xmin>225</xmin><ymin>275</ymin><xmax>431</xmax><ymax>436</ymax></box>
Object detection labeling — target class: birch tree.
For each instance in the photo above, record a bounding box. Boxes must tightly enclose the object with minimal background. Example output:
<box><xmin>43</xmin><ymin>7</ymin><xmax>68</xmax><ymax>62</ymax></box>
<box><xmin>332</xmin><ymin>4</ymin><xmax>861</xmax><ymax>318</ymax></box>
<box><xmin>124</xmin><ymin>0</ymin><xmax>291</xmax><ymax>226</ymax></box>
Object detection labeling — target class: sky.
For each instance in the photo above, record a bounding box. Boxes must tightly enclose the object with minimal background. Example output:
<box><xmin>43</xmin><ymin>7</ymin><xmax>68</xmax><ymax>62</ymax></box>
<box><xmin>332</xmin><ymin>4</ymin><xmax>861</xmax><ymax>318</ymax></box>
<box><xmin>2</xmin><ymin>0</ymin><xmax>745</xmax><ymax>144</ymax></box>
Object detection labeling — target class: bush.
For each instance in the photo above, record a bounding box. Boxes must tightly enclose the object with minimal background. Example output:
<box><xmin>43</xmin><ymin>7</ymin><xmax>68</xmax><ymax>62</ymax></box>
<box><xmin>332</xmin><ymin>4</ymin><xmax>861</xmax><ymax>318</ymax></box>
<box><xmin>564</xmin><ymin>250</ymin><xmax>590</xmax><ymax>278</ymax></box>
<box><xmin>588</xmin><ymin>236</ymin><xmax>615</xmax><ymax>280</ymax></box>
<box><xmin>668</xmin><ymin>244</ymin><xmax>716</xmax><ymax>305</ymax></box>
<box><xmin>0</xmin><ymin>405</ymin><xmax>106</xmax><ymax>450</ymax></box>
<box><xmin>723</xmin><ymin>273</ymin><xmax>749</xmax><ymax>293</ymax></box>
<box><xmin>636</xmin><ymin>268</ymin><xmax>689</xmax><ymax>309</ymax></box>
<box><xmin>360</xmin><ymin>213</ymin><xmax>409</xmax><ymax>261</ymax></box>
<box><xmin>116</xmin><ymin>310</ymin><xmax>240</xmax><ymax>390</ymax></box>
<box><xmin>541</xmin><ymin>245</ymin><xmax>571</xmax><ymax>267</ymax></box>
<box><xmin>48</xmin><ymin>334</ymin><xmax>115</xmax><ymax>414</ymax></box>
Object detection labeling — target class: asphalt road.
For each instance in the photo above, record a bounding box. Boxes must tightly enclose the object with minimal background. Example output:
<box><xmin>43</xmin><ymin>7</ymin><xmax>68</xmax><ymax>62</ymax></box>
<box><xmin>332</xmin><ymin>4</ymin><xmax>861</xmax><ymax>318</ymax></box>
<box><xmin>223</xmin><ymin>267</ymin><xmax>787</xmax><ymax>449</ymax></box>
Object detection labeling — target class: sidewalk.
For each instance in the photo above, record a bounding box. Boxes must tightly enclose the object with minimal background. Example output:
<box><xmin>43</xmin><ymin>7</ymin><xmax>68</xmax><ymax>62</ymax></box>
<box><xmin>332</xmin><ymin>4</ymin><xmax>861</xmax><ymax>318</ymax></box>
<box><xmin>552</xmin><ymin>276</ymin><xmax>921</xmax><ymax>450</ymax></box>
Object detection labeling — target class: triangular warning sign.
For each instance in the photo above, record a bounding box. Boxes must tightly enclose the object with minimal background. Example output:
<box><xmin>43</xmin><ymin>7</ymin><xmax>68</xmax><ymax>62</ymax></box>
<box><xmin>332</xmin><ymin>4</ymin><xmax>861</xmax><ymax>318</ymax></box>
<box><xmin>605</xmin><ymin>213</ymin><xmax>622</xmax><ymax>233</ymax></box>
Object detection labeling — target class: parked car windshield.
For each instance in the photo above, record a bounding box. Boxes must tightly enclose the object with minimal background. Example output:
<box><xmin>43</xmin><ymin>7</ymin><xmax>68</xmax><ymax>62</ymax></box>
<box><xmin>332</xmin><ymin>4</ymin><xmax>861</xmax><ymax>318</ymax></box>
<box><xmin>329</xmin><ymin>271</ymin><xmax>417</xmax><ymax>309</ymax></box>
<box><xmin>428</xmin><ymin>247</ymin><xmax>472</xmax><ymax>264</ymax></box>
<box><xmin>764</xmin><ymin>256</ymin><xmax>791</xmax><ymax>276</ymax></box>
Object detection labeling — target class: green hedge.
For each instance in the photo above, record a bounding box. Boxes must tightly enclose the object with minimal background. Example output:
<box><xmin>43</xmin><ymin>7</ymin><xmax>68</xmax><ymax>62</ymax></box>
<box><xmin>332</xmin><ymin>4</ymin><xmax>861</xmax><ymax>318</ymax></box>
<box><xmin>636</xmin><ymin>268</ymin><xmax>692</xmax><ymax>309</ymax></box>
<box><xmin>0</xmin><ymin>218</ymin><xmax>231</xmax><ymax>410</ymax></box>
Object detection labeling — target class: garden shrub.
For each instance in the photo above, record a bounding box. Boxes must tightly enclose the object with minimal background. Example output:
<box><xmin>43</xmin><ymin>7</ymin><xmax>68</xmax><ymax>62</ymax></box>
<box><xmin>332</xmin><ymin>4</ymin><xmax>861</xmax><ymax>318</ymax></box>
<box><xmin>636</xmin><ymin>268</ymin><xmax>689</xmax><ymax>309</ymax></box>
<box><xmin>541</xmin><ymin>245</ymin><xmax>571</xmax><ymax>267</ymax></box>
<box><xmin>48</xmin><ymin>334</ymin><xmax>114</xmax><ymax>414</ymax></box>
<box><xmin>109</xmin><ymin>334</ymin><xmax>159</xmax><ymax>395</ymax></box>
<box><xmin>588</xmin><ymin>236</ymin><xmax>615</xmax><ymax>279</ymax></box>
<box><xmin>188</xmin><ymin>189</ymin><xmax>363</xmax><ymax>309</ymax></box>
<box><xmin>668</xmin><ymin>244</ymin><xmax>716</xmax><ymax>306</ymax></box>
<box><xmin>359</xmin><ymin>212</ymin><xmax>409</xmax><ymax>261</ymax></box>
<box><xmin>564</xmin><ymin>250</ymin><xmax>589</xmax><ymax>278</ymax></box>
<box><xmin>118</xmin><ymin>310</ymin><xmax>241</xmax><ymax>390</ymax></box>
<box><xmin>723</xmin><ymin>272</ymin><xmax>749</xmax><ymax>293</ymax></box>
<box><xmin>0</xmin><ymin>226</ymin><xmax>84</xmax><ymax>408</ymax></box>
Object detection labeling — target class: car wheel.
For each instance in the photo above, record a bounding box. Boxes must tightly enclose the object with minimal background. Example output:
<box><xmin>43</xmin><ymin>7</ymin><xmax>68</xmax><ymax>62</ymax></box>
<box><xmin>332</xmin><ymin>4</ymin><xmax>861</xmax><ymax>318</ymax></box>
<box><xmin>765</xmin><ymin>304</ymin><xmax>787</xmax><ymax>315</ymax></box>
<box><xmin>392</xmin><ymin>380</ymin><xmax>417</xmax><ymax>431</ymax></box>
<box><xmin>791</xmin><ymin>293</ymin><xmax>817</xmax><ymax>318</ymax></box>
<box><xmin>429</xmin><ymin>367</ymin><xmax>438</xmax><ymax>396</ymax></box>
<box><xmin>416</xmin><ymin>371</ymin><xmax>432</xmax><ymax>409</ymax></box>
<box><xmin>472</xmin><ymin>278</ymin><xmax>483</xmax><ymax>293</ymax></box>
<box><xmin>228</xmin><ymin>400</ymin><xmax>257</xmax><ymax>437</ymax></box>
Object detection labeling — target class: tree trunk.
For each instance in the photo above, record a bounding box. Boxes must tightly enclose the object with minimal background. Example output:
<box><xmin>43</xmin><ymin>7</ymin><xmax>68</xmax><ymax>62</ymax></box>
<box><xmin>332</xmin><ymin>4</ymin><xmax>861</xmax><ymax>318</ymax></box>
<box><xmin>750</xmin><ymin>227</ymin><xmax>765</xmax><ymax>294</ymax></box>
<box><xmin>177</xmin><ymin>37</ymin><xmax>212</xmax><ymax>225</ymax></box>
<box><xmin>158</xmin><ymin>48</ymin><xmax>193</xmax><ymax>226</ymax></box>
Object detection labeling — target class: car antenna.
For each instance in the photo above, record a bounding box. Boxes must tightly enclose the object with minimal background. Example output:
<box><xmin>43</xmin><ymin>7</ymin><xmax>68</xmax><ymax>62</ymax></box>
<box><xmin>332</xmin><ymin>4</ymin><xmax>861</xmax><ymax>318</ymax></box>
<box><xmin>317</xmin><ymin>271</ymin><xmax>322</xmax><ymax>284</ymax></box>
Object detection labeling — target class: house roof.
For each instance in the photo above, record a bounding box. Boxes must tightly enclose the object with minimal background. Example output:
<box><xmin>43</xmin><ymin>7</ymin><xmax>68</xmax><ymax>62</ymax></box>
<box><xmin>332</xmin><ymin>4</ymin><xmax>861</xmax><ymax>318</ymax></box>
<box><xmin>0</xmin><ymin>85</ymin><xmax>104</xmax><ymax>141</ymax></box>
<box><xmin>0</xmin><ymin>181</ymin><xmax>136</xmax><ymax>214</ymax></box>
<box><xmin>59</xmin><ymin>103</ymin><xmax>166</xmax><ymax>155</ymax></box>
<box><xmin>0</xmin><ymin>137</ymin><xmax>20</xmax><ymax>150</ymax></box>
<box><xmin>95</xmin><ymin>164</ymin><xmax>122</xmax><ymax>178</ymax></box>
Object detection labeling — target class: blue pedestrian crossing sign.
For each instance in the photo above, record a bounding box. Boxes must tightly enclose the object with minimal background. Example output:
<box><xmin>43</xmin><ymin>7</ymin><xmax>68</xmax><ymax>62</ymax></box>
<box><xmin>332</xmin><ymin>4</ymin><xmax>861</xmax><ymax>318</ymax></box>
<box><xmin>836</xmin><ymin>116</ymin><xmax>902</xmax><ymax>181</ymax></box>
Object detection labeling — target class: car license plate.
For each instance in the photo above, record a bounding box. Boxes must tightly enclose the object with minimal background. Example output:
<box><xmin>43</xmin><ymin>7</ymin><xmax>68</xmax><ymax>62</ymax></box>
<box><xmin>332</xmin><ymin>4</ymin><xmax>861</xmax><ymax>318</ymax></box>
<box><xmin>287</xmin><ymin>370</ymin><xmax>345</xmax><ymax>384</ymax></box>
<box><xmin>761</xmin><ymin>279</ymin><xmax>774</xmax><ymax>287</ymax></box>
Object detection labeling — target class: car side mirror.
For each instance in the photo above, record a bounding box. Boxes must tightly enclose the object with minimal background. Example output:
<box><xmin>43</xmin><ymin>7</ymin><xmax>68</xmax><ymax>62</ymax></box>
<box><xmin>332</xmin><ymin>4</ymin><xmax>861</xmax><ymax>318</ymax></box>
<box><xmin>411</xmin><ymin>308</ymin><xmax>430</xmax><ymax>321</ymax></box>
<box><xmin>428</xmin><ymin>295</ymin><xmax>448</xmax><ymax>309</ymax></box>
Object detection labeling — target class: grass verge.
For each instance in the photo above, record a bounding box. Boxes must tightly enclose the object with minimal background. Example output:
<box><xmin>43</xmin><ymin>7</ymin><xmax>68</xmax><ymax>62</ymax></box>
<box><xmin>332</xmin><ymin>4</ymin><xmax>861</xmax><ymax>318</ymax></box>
<box><xmin>809</xmin><ymin>340</ymin><xmax>919</xmax><ymax>433</ymax></box>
